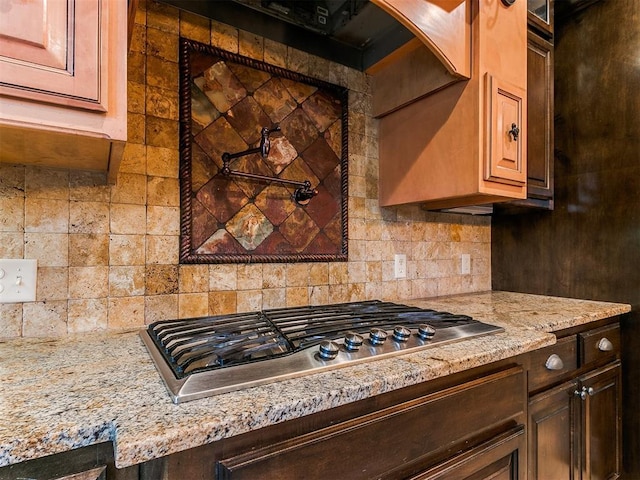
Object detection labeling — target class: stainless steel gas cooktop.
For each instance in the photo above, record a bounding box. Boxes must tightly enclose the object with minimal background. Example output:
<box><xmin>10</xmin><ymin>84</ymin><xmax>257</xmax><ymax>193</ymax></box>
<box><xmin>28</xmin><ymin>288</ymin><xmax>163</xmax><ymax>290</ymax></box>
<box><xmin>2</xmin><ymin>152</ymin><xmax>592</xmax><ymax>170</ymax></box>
<box><xmin>140</xmin><ymin>300</ymin><xmax>503</xmax><ymax>403</ymax></box>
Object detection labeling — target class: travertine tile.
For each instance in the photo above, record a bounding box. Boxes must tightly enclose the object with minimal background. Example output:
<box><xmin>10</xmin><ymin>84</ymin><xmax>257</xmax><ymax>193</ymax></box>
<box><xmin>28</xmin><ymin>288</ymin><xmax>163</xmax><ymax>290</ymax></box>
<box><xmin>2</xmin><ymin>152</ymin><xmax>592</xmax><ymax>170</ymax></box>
<box><xmin>147</xmin><ymin>177</ymin><xmax>179</xmax><ymax>207</ymax></box>
<box><xmin>0</xmin><ymin>197</ymin><xmax>25</xmax><ymax>232</ymax></box>
<box><xmin>309</xmin><ymin>263</ymin><xmax>328</xmax><ymax>286</ymax></box>
<box><xmin>69</xmin><ymin>201</ymin><xmax>110</xmax><ymax>234</ymax></box>
<box><xmin>262</xmin><ymin>264</ymin><xmax>286</xmax><ymax>289</ymax></box>
<box><xmin>24</xmin><ymin>233</ymin><xmax>68</xmax><ymax>267</ymax></box>
<box><xmin>211</xmin><ymin>20</ymin><xmax>238</xmax><ymax>53</ymax></box>
<box><xmin>262</xmin><ymin>288</ymin><xmax>286</xmax><ymax>309</ymax></box>
<box><xmin>309</xmin><ymin>285</ymin><xmax>329</xmax><ymax>305</ymax></box>
<box><xmin>146</xmin><ymin>86</ymin><xmax>179</xmax><ymax>121</ymax></box>
<box><xmin>285</xmin><ymin>287</ymin><xmax>308</xmax><ymax>307</ymax></box>
<box><xmin>109</xmin><ymin>234</ymin><xmax>146</xmax><ymax>266</ymax></box>
<box><xmin>0</xmin><ymin>303</ymin><xmax>22</xmax><ymax>339</ymax></box>
<box><xmin>128</xmin><ymin>81</ymin><xmax>146</xmax><ymax>115</ymax></box>
<box><xmin>146</xmin><ymin>146</ymin><xmax>179</xmax><ymax>178</ymax></box>
<box><xmin>127</xmin><ymin>112</ymin><xmax>146</xmax><ymax>145</ymax></box>
<box><xmin>110</xmin><ymin>204</ymin><xmax>146</xmax><ymax>235</ymax></box>
<box><xmin>179</xmin><ymin>265</ymin><xmax>209</xmax><ymax>293</ymax></box>
<box><xmin>111</xmin><ymin>173</ymin><xmax>147</xmax><ymax>205</ymax></box>
<box><xmin>178</xmin><ymin>293</ymin><xmax>209</xmax><ymax>318</ymax></box>
<box><xmin>146</xmin><ymin>206</ymin><xmax>180</xmax><ymax>235</ymax></box>
<box><xmin>237</xmin><ymin>264</ymin><xmax>262</xmax><ymax>291</ymax></box>
<box><xmin>69</xmin><ymin>171</ymin><xmax>110</xmax><ymax>202</ymax></box>
<box><xmin>68</xmin><ymin>266</ymin><xmax>109</xmax><ymax>299</ymax></box>
<box><xmin>146</xmin><ymin>235</ymin><xmax>179</xmax><ymax>264</ymax></box>
<box><xmin>68</xmin><ymin>298</ymin><xmax>108</xmax><ymax>333</ymax></box>
<box><xmin>108</xmin><ymin>296</ymin><xmax>145</xmax><ymax>330</ymax></box>
<box><xmin>208</xmin><ymin>290</ymin><xmax>237</xmax><ymax>315</ymax></box>
<box><xmin>24</xmin><ymin>167</ymin><xmax>69</xmax><ymax>200</ymax></box>
<box><xmin>36</xmin><ymin>267</ymin><xmax>68</xmax><ymax>302</ymax></box>
<box><xmin>69</xmin><ymin>234</ymin><xmax>109</xmax><ymax>267</ymax></box>
<box><xmin>0</xmin><ymin>232</ymin><xmax>23</xmax><ymax>257</ymax></box>
<box><xmin>0</xmin><ymin>163</ymin><xmax>25</xmax><ymax>197</ymax></box>
<box><xmin>236</xmin><ymin>289</ymin><xmax>262</xmax><ymax>313</ymax></box>
<box><xmin>286</xmin><ymin>264</ymin><xmax>308</xmax><ymax>287</ymax></box>
<box><xmin>209</xmin><ymin>264</ymin><xmax>237</xmax><ymax>291</ymax></box>
<box><xmin>146</xmin><ymin>1</ymin><xmax>179</xmax><ymax>34</ymax></box>
<box><xmin>146</xmin><ymin>56</ymin><xmax>179</xmax><ymax>91</ymax></box>
<box><xmin>109</xmin><ymin>266</ymin><xmax>146</xmax><ymax>297</ymax></box>
<box><xmin>145</xmin><ymin>294</ymin><xmax>178</xmax><ymax>324</ymax></box>
<box><xmin>146</xmin><ymin>26</ymin><xmax>179</xmax><ymax>62</ymax></box>
<box><xmin>264</xmin><ymin>39</ymin><xmax>286</xmax><ymax>68</ymax></box>
<box><xmin>146</xmin><ymin>116</ymin><xmax>179</xmax><ymax>149</ymax></box>
<box><xmin>145</xmin><ymin>264</ymin><xmax>178</xmax><ymax>296</ymax></box>
<box><xmin>119</xmin><ymin>143</ymin><xmax>147</xmax><ymax>175</ymax></box>
<box><xmin>24</xmin><ymin>198</ymin><xmax>69</xmax><ymax>233</ymax></box>
<box><xmin>238</xmin><ymin>30</ymin><xmax>263</xmax><ymax>60</ymax></box>
<box><xmin>179</xmin><ymin>11</ymin><xmax>210</xmax><ymax>45</ymax></box>
<box><xmin>22</xmin><ymin>301</ymin><xmax>67</xmax><ymax>337</ymax></box>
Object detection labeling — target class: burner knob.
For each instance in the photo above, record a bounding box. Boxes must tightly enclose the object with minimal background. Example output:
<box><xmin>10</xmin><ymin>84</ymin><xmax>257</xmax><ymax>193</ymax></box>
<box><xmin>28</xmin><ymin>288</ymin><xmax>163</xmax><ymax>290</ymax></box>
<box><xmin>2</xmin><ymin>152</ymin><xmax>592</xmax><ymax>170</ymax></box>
<box><xmin>417</xmin><ymin>324</ymin><xmax>436</xmax><ymax>340</ymax></box>
<box><xmin>318</xmin><ymin>341</ymin><xmax>340</xmax><ymax>360</ymax></box>
<box><xmin>369</xmin><ymin>328</ymin><xmax>388</xmax><ymax>346</ymax></box>
<box><xmin>392</xmin><ymin>325</ymin><xmax>411</xmax><ymax>342</ymax></box>
<box><xmin>344</xmin><ymin>332</ymin><xmax>364</xmax><ymax>351</ymax></box>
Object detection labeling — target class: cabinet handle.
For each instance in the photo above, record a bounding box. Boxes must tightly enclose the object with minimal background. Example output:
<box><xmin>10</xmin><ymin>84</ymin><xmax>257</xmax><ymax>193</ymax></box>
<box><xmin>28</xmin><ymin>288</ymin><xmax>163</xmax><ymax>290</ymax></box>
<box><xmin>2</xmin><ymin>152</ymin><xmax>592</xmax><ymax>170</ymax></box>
<box><xmin>545</xmin><ymin>353</ymin><xmax>564</xmax><ymax>371</ymax></box>
<box><xmin>597</xmin><ymin>337</ymin><xmax>613</xmax><ymax>352</ymax></box>
<box><xmin>508</xmin><ymin>123</ymin><xmax>520</xmax><ymax>141</ymax></box>
<box><xmin>574</xmin><ymin>386</ymin><xmax>595</xmax><ymax>400</ymax></box>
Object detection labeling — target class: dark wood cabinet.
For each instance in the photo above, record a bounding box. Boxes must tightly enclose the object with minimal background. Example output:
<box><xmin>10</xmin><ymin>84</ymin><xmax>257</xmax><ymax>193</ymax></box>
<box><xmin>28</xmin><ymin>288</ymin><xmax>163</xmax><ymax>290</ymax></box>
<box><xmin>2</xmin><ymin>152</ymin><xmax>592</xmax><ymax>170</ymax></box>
<box><xmin>524</xmin><ymin>30</ymin><xmax>554</xmax><ymax>207</ymax></box>
<box><xmin>216</xmin><ymin>367</ymin><xmax>527</xmax><ymax>480</ymax></box>
<box><xmin>527</xmin><ymin>320</ymin><xmax>622</xmax><ymax>480</ymax></box>
<box><xmin>0</xmin><ymin>442</ymin><xmax>137</xmax><ymax>480</ymax></box>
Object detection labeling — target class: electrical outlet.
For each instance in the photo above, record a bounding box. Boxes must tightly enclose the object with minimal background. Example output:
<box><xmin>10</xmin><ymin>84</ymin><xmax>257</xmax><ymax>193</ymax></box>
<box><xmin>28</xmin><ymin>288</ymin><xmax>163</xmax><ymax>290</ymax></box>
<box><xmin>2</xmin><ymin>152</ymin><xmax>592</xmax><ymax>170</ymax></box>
<box><xmin>460</xmin><ymin>254</ymin><xmax>471</xmax><ymax>275</ymax></box>
<box><xmin>394</xmin><ymin>254</ymin><xmax>407</xmax><ymax>278</ymax></box>
<box><xmin>0</xmin><ymin>259</ymin><xmax>37</xmax><ymax>303</ymax></box>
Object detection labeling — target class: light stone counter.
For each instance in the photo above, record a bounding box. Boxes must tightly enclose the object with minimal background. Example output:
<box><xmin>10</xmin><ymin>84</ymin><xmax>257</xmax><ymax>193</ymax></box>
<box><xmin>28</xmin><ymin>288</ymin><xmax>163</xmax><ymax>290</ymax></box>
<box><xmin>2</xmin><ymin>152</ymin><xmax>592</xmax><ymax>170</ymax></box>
<box><xmin>0</xmin><ymin>291</ymin><xmax>631</xmax><ymax>469</ymax></box>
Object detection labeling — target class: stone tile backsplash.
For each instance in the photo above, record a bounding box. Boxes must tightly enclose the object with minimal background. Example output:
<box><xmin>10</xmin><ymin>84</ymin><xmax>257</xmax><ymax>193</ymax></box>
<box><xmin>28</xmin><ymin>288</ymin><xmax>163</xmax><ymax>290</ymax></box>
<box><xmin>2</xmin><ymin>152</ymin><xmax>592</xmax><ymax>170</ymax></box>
<box><xmin>0</xmin><ymin>0</ymin><xmax>491</xmax><ymax>338</ymax></box>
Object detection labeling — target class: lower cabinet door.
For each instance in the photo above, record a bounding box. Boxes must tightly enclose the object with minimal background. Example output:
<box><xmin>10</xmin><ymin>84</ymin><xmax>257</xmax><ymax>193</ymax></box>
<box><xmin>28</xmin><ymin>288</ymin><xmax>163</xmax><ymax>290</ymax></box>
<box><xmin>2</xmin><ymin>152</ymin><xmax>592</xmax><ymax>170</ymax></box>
<box><xmin>408</xmin><ymin>426</ymin><xmax>526</xmax><ymax>480</ymax></box>
<box><xmin>528</xmin><ymin>380</ymin><xmax>579</xmax><ymax>480</ymax></box>
<box><xmin>580</xmin><ymin>361</ymin><xmax>622</xmax><ymax>480</ymax></box>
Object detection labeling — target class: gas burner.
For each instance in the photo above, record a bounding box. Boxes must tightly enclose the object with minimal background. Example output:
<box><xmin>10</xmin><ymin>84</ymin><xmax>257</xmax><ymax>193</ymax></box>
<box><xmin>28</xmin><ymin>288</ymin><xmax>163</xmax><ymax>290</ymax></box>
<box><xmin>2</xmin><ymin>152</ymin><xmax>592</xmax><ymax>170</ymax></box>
<box><xmin>141</xmin><ymin>300</ymin><xmax>503</xmax><ymax>403</ymax></box>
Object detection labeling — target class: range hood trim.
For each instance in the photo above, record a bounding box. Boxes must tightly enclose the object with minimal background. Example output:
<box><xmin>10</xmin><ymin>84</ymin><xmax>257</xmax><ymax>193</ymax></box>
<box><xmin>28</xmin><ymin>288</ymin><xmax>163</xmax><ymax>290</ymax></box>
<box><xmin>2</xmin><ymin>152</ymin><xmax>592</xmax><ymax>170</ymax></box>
<box><xmin>370</xmin><ymin>0</ymin><xmax>471</xmax><ymax>79</ymax></box>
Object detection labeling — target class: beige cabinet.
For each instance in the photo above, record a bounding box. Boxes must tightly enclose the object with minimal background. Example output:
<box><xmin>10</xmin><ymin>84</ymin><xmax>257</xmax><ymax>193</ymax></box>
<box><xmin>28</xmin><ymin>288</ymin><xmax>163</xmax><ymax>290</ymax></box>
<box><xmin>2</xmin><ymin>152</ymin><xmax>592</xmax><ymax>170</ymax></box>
<box><xmin>375</xmin><ymin>0</ymin><xmax>528</xmax><ymax>210</ymax></box>
<box><xmin>0</xmin><ymin>0</ymin><xmax>127</xmax><ymax>182</ymax></box>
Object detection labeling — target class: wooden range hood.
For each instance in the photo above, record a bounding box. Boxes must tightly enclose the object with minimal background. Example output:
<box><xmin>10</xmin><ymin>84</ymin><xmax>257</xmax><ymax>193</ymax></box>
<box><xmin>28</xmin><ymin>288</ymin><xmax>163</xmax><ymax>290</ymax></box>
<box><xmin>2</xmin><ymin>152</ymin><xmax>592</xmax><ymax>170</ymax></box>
<box><xmin>370</xmin><ymin>0</ymin><xmax>528</xmax><ymax>211</ymax></box>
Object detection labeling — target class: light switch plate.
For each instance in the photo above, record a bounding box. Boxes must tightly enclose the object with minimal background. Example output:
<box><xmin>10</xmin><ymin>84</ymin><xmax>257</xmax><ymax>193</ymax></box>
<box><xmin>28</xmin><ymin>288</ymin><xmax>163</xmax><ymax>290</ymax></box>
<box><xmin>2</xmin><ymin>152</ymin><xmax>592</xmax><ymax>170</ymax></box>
<box><xmin>0</xmin><ymin>259</ymin><xmax>37</xmax><ymax>303</ymax></box>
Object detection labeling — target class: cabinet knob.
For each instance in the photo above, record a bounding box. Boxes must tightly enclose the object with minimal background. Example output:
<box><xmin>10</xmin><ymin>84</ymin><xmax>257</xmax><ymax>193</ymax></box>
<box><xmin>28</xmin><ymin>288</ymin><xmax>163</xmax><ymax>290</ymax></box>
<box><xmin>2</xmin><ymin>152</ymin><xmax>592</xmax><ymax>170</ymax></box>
<box><xmin>574</xmin><ymin>386</ymin><xmax>595</xmax><ymax>400</ymax></box>
<box><xmin>501</xmin><ymin>0</ymin><xmax>517</xmax><ymax>6</ymax></box>
<box><xmin>597</xmin><ymin>337</ymin><xmax>614</xmax><ymax>352</ymax></box>
<box><xmin>508</xmin><ymin>123</ymin><xmax>520</xmax><ymax>141</ymax></box>
<box><xmin>545</xmin><ymin>353</ymin><xmax>564</xmax><ymax>371</ymax></box>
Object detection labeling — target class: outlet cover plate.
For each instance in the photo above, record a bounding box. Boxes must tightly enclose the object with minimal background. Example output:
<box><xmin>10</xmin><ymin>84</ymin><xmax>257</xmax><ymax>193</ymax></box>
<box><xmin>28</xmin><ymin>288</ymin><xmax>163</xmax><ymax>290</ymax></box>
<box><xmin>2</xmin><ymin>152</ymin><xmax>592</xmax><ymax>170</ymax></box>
<box><xmin>0</xmin><ymin>259</ymin><xmax>37</xmax><ymax>303</ymax></box>
<box><xmin>394</xmin><ymin>254</ymin><xmax>407</xmax><ymax>278</ymax></box>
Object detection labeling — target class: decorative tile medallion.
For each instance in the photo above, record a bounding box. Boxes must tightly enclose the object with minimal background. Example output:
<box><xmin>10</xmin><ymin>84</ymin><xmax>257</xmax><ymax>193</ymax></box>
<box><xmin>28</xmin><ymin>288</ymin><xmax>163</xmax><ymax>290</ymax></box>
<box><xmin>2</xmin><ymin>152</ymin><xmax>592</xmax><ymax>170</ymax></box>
<box><xmin>179</xmin><ymin>39</ymin><xmax>348</xmax><ymax>263</ymax></box>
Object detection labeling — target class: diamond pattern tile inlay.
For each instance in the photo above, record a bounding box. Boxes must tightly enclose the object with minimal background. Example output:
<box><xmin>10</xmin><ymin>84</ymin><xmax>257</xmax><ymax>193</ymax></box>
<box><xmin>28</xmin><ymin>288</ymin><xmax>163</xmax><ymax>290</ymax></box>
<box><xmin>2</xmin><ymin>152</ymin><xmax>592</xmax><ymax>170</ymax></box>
<box><xmin>180</xmin><ymin>40</ymin><xmax>347</xmax><ymax>263</ymax></box>
<box><xmin>226</xmin><ymin>203</ymin><xmax>274</xmax><ymax>251</ymax></box>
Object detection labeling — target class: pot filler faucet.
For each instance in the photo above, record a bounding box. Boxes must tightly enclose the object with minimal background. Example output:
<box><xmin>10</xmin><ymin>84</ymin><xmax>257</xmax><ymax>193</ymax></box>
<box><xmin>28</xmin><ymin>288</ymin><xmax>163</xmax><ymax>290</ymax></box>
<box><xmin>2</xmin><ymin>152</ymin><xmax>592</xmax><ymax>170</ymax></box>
<box><xmin>221</xmin><ymin>125</ymin><xmax>319</xmax><ymax>206</ymax></box>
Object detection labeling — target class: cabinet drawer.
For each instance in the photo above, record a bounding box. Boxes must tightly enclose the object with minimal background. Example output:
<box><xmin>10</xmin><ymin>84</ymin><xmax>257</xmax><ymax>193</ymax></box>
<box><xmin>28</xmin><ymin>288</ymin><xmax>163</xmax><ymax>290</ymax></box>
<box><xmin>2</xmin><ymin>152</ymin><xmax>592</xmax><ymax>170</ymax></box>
<box><xmin>527</xmin><ymin>335</ymin><xmax>577</xmax><ymax>392</ymax></box>
<box><xmin>579</xmin><ymin>323</ymin><xmax>620</xmax><ymax>366</ymax></box>
<box><xmin>217</xmin><ymin>367</ymin><xmax>525</xmax><ymax>480</ymax></box>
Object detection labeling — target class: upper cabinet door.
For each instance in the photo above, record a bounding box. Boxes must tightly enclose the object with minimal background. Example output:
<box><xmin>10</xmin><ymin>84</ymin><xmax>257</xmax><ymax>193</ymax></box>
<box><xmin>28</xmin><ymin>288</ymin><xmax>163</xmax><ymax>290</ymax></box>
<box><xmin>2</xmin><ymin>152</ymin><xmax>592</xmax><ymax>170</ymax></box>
<box><xmin>0</xmin><ymin>0</ymin><xmax>105</xmax><ymax>111</ymax></box>
<box><xmin>485</xmin><ymin>74</ymin><xmax>526</xmax><ymax>186</ymax></box>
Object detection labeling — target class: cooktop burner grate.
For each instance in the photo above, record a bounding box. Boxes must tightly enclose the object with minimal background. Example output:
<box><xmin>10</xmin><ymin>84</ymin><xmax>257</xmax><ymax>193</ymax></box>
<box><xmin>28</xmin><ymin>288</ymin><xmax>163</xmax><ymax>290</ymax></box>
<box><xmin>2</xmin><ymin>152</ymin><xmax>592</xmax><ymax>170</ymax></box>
<box><xmin>141</xmin><ymin>300</ymin><xmax>504</xmax><ymax>403</ymax></box>
<box><xmin>147</xmin><ymin>301</ymin><xmax>477</xmax><ymax>379</ymax></box>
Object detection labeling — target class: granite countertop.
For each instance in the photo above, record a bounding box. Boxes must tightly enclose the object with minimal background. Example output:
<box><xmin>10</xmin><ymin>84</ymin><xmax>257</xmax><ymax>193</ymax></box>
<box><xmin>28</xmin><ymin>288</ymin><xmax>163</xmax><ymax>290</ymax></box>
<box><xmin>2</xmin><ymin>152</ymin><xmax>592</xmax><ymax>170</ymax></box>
<box><xmin>0</xmin><ymin>291</ymin><xmax>631</xmax><ymax>469</ymax></box>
